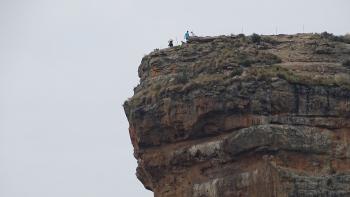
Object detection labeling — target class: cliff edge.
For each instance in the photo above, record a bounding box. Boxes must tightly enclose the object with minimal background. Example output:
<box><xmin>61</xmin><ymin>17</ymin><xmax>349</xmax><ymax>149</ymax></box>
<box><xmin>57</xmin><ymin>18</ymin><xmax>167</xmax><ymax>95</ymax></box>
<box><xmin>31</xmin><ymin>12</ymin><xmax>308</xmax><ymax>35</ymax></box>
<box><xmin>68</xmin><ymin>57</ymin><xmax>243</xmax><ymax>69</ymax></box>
<box><xmin>124</xmin><ymin>33</ymin><xmax>350</xmax><ymax>197</ymax></box>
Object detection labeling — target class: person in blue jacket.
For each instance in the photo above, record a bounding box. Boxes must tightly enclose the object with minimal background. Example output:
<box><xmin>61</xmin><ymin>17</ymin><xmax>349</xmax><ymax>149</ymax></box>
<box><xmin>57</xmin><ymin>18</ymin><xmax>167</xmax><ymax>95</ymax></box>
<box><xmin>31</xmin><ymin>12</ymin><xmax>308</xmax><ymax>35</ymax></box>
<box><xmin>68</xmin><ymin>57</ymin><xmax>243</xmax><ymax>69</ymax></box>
<box><xmin>184</xmin><ymin>31</ymin><xmax>190</xmax><ymax>42</ymax></box>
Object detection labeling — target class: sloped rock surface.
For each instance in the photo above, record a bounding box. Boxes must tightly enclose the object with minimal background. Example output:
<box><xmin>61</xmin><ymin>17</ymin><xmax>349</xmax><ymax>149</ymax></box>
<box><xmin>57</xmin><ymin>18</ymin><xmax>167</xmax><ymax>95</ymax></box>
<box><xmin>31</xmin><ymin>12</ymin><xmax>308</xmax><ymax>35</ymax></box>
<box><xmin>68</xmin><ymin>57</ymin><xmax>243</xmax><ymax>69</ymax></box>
<box><xmin>124</xmin><ymin>33</ymin><xmax>350</xmax><ymax>196</ymax></box>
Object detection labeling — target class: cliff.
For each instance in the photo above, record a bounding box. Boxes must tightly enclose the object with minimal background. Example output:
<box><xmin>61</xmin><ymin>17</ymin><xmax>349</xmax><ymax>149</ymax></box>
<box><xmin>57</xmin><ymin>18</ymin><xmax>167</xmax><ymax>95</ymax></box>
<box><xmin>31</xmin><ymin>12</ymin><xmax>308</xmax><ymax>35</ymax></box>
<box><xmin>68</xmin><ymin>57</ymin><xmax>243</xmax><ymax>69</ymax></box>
<box><xmin>124</xmin><ymin>33</ymin><xmax>350</xmax><ymax>197</ymax></box>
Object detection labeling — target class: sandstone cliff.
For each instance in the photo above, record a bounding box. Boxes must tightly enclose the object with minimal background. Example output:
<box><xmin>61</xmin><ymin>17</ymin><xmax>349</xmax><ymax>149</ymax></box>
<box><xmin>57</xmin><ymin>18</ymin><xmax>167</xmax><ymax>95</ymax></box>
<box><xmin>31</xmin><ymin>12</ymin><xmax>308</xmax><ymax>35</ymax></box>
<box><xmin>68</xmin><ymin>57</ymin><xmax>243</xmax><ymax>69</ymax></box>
<box><xmin>124</xmin><ymin>33</ymin><xmax>350</xmax><ymax>197</ymax></box>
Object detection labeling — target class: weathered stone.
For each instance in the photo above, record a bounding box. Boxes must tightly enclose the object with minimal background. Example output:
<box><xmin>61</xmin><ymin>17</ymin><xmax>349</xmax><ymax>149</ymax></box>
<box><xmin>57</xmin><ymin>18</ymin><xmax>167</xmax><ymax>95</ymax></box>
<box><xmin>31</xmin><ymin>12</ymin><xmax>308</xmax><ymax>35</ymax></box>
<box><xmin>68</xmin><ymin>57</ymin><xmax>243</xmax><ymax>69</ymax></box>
<box><xmin>124</xmin><ymin>33</ymin><xmax>350</xmax><ymax>196</ymax></box>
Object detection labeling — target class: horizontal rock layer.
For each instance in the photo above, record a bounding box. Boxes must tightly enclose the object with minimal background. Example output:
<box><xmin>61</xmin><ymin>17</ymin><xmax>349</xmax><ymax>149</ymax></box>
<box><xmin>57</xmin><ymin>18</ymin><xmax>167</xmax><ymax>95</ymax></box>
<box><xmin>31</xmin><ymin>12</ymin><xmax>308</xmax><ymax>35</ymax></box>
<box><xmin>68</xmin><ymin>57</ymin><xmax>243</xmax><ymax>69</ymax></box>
<box><xmin>124</xmin><ymin>33</ymin><xmax>350</xmax><ymax>196</ymax></box>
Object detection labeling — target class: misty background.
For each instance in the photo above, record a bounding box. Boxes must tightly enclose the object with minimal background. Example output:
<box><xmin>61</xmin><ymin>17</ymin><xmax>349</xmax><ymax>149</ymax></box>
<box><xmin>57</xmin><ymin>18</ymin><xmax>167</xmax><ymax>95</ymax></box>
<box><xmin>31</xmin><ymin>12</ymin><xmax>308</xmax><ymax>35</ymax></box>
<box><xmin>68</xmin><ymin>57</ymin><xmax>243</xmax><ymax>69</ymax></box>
<box><xmin>0</xmin><ymin>0</ymin><xmax>349</xmax><ymax>196</ymax></box>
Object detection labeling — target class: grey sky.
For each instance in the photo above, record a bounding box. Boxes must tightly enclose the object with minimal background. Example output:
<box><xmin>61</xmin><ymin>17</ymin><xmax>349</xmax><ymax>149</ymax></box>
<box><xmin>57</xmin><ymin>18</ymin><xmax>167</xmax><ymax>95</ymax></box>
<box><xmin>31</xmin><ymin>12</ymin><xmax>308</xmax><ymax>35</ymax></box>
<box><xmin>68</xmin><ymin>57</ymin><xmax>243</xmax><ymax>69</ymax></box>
<box><xmin>0</xmin><ymin>0</ymin><xmax>349</xmax><ymax>196</ymax></box>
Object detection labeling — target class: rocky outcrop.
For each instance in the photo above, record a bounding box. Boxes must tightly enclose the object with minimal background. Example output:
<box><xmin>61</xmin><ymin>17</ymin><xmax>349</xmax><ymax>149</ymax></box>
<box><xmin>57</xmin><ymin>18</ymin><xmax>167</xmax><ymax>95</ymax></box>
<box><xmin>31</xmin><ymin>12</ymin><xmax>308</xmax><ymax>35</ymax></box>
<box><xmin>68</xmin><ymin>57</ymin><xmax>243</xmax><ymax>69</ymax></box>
<box><xmin>124</xmin><ymin>33</ymin><xmax>350</xmax><ymax>196</ymax></box>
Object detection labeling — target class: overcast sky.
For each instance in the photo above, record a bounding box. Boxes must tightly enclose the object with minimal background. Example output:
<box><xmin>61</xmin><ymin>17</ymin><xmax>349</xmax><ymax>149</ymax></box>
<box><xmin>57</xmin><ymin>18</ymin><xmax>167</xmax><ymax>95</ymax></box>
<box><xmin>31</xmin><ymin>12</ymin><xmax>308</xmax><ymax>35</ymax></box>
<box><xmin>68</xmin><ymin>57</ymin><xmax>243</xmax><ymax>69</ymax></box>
<box><xmin>0</xmin><ymin>0</ymin><xmax>349</xmax><ymax>196</ymax></box>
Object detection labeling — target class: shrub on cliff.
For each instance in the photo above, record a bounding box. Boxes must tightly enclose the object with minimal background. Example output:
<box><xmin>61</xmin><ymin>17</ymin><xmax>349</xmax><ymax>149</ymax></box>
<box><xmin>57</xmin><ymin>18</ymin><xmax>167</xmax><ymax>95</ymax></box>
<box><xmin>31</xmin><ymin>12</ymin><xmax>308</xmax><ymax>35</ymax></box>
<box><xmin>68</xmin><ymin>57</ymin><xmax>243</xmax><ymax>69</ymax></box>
<box><xmin>256</xmin><ymin>52</ymin><xmax>282</xmax><ymax>65</ymax></box>
<box><xmin>261</xmin><ymin>36</ymin><xmax>279</xmax><ymax>45</ymax></box>
<box><xmin>236</xmin><ymin>53</ymin><xmax>254</xmax><ymax>67</ymax></box>
<box><xmin>343</xmin><ymin>59</ymin><xmax>350</xmax><ymax>68</ymax></box>
<box><xmin>175</xmin><ymin>72</ymin><xmax>189</xmax><ymax>84</ymax></box>
<box><xmin>342</xmin><ymin>34</ymin><xmax>350</xmax><ymax>44</ymax></box>
<box><xmin>238</xmin><ymin>58</ymin><xmax>254</xmax><ymax>67</ymax></box>
<box><xmin>320</xmin><ymin>31</ymin><xmax>334</xmax><ymax>39</ymax></box>
<box><xmin>237</xmin><ymin>33</ymin><xmax>245</xmax><ymax>38</ymax></box>
<box><xmin>320</xmin><ymin>31</ymin><xmax>341</xmax><ymax>42</ymax></box>
<box><xmin>320</xmin><ymin>31</ymin><xmax>350</xmax><ymax>43</ymax></box>
<box><xmin>251</xmin><ymin>33</ymin><xmax>261</xmax><ymax>44</ymax></box>
<box><xmin>315</xmin><ymin>46</ymin><xmax>334</xmax><ymax>54</ymax></box>
<box><xmin>235</xmin><ymin>51</ymin><xmax>281</xmax><ymax>67</ymax></box>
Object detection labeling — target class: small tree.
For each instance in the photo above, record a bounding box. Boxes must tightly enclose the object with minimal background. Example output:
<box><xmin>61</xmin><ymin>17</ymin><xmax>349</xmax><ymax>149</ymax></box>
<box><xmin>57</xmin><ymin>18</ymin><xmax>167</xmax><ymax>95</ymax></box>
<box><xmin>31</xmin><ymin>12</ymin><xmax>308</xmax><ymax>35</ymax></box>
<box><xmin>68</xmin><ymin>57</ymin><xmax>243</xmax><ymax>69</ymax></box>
<box><xmin>251</xmin><ymin>33</ymin><xmax>261</xmax><ymax>44</ymax></box>
<box><xmin>237</xmin><ymin>33</ymin><xmax>245</xmax><ymax>38</ymax></box>
<box><xmin>320</xmin><ymin>31</ymin><xmax>333</xmax><ymax>39</ymax></box>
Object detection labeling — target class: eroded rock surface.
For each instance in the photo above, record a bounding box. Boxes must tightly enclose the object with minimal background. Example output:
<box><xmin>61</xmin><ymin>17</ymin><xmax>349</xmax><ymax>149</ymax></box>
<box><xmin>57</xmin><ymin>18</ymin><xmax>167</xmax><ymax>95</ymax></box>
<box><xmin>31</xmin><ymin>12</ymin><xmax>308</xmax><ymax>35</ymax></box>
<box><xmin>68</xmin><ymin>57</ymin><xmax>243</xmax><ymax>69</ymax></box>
<box><xmin>124</xmin><ymin>33</ymin><xmax>350</xmax><ymax>197</ymax></box>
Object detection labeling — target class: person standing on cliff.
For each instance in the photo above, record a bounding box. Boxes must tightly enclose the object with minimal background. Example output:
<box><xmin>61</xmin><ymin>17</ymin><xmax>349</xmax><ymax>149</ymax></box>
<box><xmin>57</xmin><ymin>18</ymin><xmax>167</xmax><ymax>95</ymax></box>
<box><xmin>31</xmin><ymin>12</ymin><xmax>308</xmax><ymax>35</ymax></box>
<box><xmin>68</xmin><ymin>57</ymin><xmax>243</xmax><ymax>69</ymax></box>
<box><xmin>184</xmin><ymin>31</ymin><xmax>190</xmax><ymax>42</ymax></box>
<box><xmin>168</xmin><ymin>39</ymin><xmax>173</xmax><ymax>47</ymax></box>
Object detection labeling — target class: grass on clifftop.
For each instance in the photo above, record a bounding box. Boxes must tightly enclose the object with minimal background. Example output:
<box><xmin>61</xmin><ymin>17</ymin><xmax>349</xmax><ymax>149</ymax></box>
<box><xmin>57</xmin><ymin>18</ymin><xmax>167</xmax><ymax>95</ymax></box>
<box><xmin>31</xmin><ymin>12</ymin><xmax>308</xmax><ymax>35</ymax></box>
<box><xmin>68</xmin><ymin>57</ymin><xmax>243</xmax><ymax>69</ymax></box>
<box><xmin>127</xmin><ymin>64</ymin><xmax>350</xmax><ymax>108</ymax></box>
<box><xmin>249</xmin><ymin>65</ymin><xmax>350</xmax><ymax>89</ymax></box>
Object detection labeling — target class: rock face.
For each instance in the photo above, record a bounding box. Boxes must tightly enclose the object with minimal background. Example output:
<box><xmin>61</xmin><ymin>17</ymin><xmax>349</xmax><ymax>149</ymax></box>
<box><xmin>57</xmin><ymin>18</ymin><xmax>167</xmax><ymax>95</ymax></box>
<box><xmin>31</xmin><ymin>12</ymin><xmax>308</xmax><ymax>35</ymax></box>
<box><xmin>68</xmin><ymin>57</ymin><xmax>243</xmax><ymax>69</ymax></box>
<box><xmin>124</xmin><ymin>33</ymin><xmax>350</xmax><ymax>197</ymax></box>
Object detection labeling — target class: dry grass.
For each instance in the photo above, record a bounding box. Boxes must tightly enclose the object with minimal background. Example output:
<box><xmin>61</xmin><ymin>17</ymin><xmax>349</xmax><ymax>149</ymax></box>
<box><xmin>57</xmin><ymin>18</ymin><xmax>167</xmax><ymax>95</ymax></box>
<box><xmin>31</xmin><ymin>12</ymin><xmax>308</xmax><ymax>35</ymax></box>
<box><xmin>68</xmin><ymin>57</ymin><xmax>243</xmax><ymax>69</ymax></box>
<box><xmin>249</xmin><ymin>65</ymin><xmax>350</xmax><ymax>89</ymax></box>
<box><xmin>192</xmin><ymin>73</ymin><xmax>226</xmax><ymax>85</ymax></box>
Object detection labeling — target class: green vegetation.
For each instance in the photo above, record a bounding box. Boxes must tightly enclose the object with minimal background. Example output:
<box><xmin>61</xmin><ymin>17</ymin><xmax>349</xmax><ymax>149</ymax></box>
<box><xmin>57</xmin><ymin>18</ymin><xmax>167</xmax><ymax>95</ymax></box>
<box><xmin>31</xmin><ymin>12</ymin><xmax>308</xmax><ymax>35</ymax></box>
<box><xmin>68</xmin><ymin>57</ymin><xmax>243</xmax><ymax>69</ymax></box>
<box><xmin>344</xmin><ymin>34</ymin><xmax>350</xmax><ymax>44</ymax></box>
<box><xmin>318</xmin><ymin>31</ymin><xmax>350</xmax><ymax>44</ymax></box>
<box><xmin>251</xmin><ymin>33</ymin><xmax>261</xmax><ymax>44</ymax></box>
<box><xmin>343</xmin><ymin>59</ymin><xmax>350</xmax><ymax>68</ymax></box>
<box><xmin>250</xmin><ymin>65</ymin><xmax>350</xmax><ymax>89</ymax></box>
<box><xmin>192</xmin><ymin>73</ymin><xmax>226</xmax><ymax>85</ymax></box>
<box><xmin>126</xmin><ymin>76</ymin><xmax>172</xmax><ymax>107</ymax></box>
<box><xmin>127</xmin><ymin>63</ymin><xmax>350</xmax><ymax>108</ymax></box>
<box><xmin>261</xmin><ymin>36</ymin><xmax>279</xmax><ymax>45</ymax></box>
<box><xmin>127</xmin><ymin>33</ymin><xmax>350</xmax><ymax>109</ymax></box>
<box><xmin>314</xmin><ymin>46</ymin><xmax>334</xmax><ymax>54</ymax></box>
<box><xmin>236</xmin><ymin>52</ymin><xmax>281</xmax><ymax>67</ymax></box>
<box><xmin>215</xmin><ymin>47</ymin><xmax>281</xmax><ymax>67</ymax></box>
<box><xmin>320</xmin><ymin>31</ymin><xmax>334</xmax><ymax>39</ymax></box>
<box><xmin>237</xmin><ymin>33</ymin><xmax>245</xmax><ymax>38</ymax></box>
<box><xmin>180</xmin><ymin>73</ymin><xmax>230</xmax><ymax>93</ymax></box>
<box><xmin>229</xmin><ymin>67</ymin><xmax>243</xmax><ymax>77</ymax></box>
<box><xmin>236</xmin><ymin>53</ymin><xmax>254</xmax><ymax>67</ymax></box>
<box><xmin>174</xmin><ymin>72</ymin><xmax>189</xmax><ymax>84</ymax></box>
<box><xmin>256</xmin><ymin>52</ymin><xmax>282</xmax><ymax>65</ymax></box>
